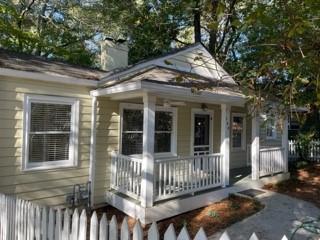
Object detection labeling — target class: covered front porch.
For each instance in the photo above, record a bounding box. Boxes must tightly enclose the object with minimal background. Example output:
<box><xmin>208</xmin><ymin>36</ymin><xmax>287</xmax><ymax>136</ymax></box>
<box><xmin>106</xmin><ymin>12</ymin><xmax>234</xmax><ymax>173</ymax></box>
<box><xmin>90</xmin><ymin>78</ymin><xmax>289</xmax><ymax>224</ymax></box>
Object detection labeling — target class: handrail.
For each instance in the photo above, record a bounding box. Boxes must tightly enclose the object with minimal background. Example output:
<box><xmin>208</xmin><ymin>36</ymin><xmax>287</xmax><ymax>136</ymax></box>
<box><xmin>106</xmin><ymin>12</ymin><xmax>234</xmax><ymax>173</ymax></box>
<box><xmin>259</xmin><ymin>147</ymin><xmax>284</xmax><ymax>152</ymax></box>
<box><xmin>111</xmin><ymin>152</ymin><xmax>142</xmax><ymax>163</ymax></box>
<box><xmin>155</xmin><ymin>153</ymin><xmax>223</xmax><ymax>163</ymax></box>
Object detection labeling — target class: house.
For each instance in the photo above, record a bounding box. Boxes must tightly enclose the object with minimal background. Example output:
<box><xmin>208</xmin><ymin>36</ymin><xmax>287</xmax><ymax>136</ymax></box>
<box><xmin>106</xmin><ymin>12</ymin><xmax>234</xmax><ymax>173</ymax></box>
<box><xmin>0</xmin><ymin>41</ymin><xmax>289</xmax><ymax>224</ymax></box>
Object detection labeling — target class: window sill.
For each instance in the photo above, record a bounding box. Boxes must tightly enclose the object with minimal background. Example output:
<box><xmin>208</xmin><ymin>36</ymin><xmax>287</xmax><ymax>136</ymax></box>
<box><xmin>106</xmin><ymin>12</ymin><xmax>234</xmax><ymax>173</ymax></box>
<box><xmin>22</xmin><ymin>163</ymin><xmax>78</xmax><ymax>172</ymax></box>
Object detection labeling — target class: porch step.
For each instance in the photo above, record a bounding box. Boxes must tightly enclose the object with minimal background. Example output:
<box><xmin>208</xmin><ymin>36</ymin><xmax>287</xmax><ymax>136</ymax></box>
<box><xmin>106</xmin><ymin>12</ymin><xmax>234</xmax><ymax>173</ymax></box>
<box><xmin>233</xmin><ymin>188</ymin><xmax>266</xmax><ymax>199</ymax></box>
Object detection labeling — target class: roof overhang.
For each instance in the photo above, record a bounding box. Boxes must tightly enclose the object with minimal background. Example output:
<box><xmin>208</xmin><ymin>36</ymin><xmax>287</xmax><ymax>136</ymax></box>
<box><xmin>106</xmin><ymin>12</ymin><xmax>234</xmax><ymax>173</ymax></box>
<box><xmin>91</xmin><ymin>80</ymin><xmax>246</xmax><ymax>106</ymax></box>
<box><xmin>0</xmin><ymin>68</ymin><xmax>98</xmax><ymax>87</ymax></box>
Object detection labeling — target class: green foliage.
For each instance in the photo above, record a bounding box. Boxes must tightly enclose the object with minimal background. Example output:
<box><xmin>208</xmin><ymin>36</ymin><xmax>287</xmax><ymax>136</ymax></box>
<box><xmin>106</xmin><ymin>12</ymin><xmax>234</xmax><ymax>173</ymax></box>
<box><xmin>296</xmin><ymin>131</ymin><xmax>315</xmax><ymax>161</ymax></box>
<box><xmin>291</xmin><ymin>217</ymin><xmax>320</xmax><ymax>240</ymax></box>
<box><xmin>207</xmin><ymin>210</ymin><xmax>220</xmax><ymax>219</ymax></box>
<box><xmin>231</xmin><ymin>0</ymin><xmax>320</xmax><ymax>113</ymax></box>
<box><xmin>0</xmin><ymin>0</ymin><xmax>97</xmax><ymax>65</ymax></box>
<box><xmin>0</xmin><ymin>0</ymin><xmax>318</xmax><ymax>116</ymax></box>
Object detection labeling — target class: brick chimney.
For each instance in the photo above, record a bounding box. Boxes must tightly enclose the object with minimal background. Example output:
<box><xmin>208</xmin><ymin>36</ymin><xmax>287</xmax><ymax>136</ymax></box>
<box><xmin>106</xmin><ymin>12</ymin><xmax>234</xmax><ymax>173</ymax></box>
<box><xmin>100</xmin><ymin>38</ymin><xmax>129</xmax><ymax>71</ymax></box>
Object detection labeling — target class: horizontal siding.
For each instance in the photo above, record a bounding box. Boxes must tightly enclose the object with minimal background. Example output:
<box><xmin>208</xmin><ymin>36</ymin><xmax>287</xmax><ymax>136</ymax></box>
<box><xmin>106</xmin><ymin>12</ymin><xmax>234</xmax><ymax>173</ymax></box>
<box><xmin>0</xmin><ymin>76</ymin><xmax>92</xmax><ymax>207</ymax></box>
<box><xmin>93</xmin><ymin>98</ymin><xmax>120</xmax><ymax>205</ymax></box>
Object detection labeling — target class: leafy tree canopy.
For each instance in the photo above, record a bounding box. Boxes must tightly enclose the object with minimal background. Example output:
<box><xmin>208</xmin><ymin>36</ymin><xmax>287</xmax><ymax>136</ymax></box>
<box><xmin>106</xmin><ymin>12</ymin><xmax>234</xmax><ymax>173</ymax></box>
<box><xmin>0</xmin><ymin>0</ymin><xmax>319</xmax><ymax>117</ymax></box>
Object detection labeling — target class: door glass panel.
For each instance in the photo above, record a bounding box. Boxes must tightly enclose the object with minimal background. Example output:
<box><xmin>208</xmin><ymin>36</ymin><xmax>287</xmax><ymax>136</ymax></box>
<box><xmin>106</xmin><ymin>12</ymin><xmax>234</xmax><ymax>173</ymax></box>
<box><xmin>193</xmin><ymin>114</ymin><xmax>210</xmax><ymax>156</ymax></box>
<box><xmin>194</xmin><ymin>114</ymin><xmax>210</xmax><ymax>146</ymax></box>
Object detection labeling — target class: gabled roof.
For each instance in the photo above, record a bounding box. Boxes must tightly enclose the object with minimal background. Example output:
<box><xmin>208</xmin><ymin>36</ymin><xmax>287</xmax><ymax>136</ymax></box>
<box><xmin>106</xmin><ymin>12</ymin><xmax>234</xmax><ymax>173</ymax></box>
<box><xmin>99</xmin><ymin>42</ymin><xmax>237</xmax><ymax>87</ymax></box>
<box><xmin>0</xmin><ymin>49</ymin><xmax>106</xmax><ymax>81</ymax></box>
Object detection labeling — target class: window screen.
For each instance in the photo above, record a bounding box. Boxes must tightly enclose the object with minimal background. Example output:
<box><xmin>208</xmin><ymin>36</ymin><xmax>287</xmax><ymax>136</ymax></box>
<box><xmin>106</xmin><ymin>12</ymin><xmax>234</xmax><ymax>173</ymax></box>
<box><xmin>29</xmin><ymin>103</ymin><xmax>72</xmax><ymax>162</ymax></box>
<box><xmin>23</xmin><ymin>95</ymin><xmax>79</xmax><ymax>170</ymax></box>
<box><xmin>122</xmin><ymin>109</ymin><xmax>143</xmax><ymax>155</ymax></box>
<box><xmin>232</xmin><ymin>115</ymin><xmax>244</xmax><ymax>149</ymax></box>
<box><xmin>121</xmin><ymin>108</ymin><xmax>174</xmax><ymax>155</ymax></box>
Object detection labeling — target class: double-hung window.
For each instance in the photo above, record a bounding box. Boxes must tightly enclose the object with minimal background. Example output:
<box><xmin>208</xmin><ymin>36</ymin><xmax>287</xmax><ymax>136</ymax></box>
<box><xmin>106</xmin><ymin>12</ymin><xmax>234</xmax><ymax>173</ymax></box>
<box><xmin>231</xmin><ymin>113</ymin><xmax>246</xmax><ymax>150</ymax></box>
<box><xmin>266</xmin><ymin>117</ymin><xmax>277</xmax><ymax>140</ymax></box>
<box><xmin>120</xmin><ymin>104</ymin><xmax>176</xmax><ymax>156</ymax></box>
<box><xmin>23</xmin><ymin>95</ymin><xmax>79</xmax><ymax>170</ymax></box>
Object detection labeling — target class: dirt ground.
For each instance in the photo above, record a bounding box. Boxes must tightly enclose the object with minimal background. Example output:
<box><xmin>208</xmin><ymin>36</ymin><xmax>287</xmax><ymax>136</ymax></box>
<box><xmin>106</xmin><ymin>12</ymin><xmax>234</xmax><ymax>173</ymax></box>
<box><xmin>94</xmin><ymin>195</ymin><xmax>263</xmax><ymax>238</ymax></box>
<box><xmin>264</xmin><ymin>163</ymin><xmax>320</xmax><ymax>208</ymax></box>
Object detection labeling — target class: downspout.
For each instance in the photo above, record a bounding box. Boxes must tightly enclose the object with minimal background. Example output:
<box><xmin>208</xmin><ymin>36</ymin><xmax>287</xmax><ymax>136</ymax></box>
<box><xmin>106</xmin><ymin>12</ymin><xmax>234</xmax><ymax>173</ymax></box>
<box><xmin>89</xmin><ymin>96</ymin><xmax>97</xmax><ymax>207</ymax></box>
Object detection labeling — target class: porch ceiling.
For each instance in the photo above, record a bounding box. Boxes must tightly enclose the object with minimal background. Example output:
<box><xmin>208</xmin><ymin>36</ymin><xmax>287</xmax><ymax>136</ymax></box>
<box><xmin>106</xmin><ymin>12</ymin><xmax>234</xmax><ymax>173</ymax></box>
<box><xmin>90</xmin><ymin>80</ymin><xmax>247</xmax><ymax>106</ymax></box>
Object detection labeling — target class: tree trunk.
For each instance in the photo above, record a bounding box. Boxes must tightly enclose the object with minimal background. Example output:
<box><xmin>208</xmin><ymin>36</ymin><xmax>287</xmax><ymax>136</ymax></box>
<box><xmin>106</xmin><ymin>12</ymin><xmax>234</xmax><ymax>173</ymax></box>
<box><xmin>208</xmin><ymin>0</ymin><xmax>220</xmax><ymax>53</ymax></box>
<box><xmin>193</xmin><ymin>1</ymin><xmax>201</xmax><ymax>43</ymax></box>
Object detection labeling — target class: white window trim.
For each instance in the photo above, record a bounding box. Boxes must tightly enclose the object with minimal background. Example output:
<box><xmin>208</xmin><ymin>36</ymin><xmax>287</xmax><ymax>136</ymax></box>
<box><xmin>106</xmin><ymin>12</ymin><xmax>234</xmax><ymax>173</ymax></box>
<box><xmin>119</xmin><ymin>103</ymin><xmax>177</xmax><ymax>158</ymax></box>
<box><xmin>231</xmin><ymin>113</ymin><xmax>246</xmax><ymax>151</ymax></box>
<box><xmin>190</xmin><ymin>108</ymin><xmax>214</xmax><ymax>156</ymax></box>
<box><xmin>22</xmin><ymin>94</ymin><xmax>79</xmax><ymax>171</ymax></box>
<box><xmin>266</xmin><ymin>117</ymin><xmax>277</xmax><ymax>140</ymax></box>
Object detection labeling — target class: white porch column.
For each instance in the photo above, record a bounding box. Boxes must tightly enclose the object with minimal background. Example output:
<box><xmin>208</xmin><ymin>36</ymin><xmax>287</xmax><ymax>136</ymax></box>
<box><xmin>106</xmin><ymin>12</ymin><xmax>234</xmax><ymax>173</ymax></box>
<box><xmin>251</xmin><ymin>114</ymin><xmax>260</xmax><ymax>180</ymax></box>
<box><xmin>140</xmin><ymin>93</ymin><xmax>156</xmax><ymax>208</ymax></box>
<box><xmin>220</xmin><ymin>104</ymin><xmax>230</xmax><ymax>187</ymax></box>
<box><xmin>89</xmin><ymin>96</ymin><xmax>97</xmax><ymax>207</ymax></box>
<box><xmin>282</xmin><ymin>114</ymin><xmax>289</xmax><ymax>172</ymax></box>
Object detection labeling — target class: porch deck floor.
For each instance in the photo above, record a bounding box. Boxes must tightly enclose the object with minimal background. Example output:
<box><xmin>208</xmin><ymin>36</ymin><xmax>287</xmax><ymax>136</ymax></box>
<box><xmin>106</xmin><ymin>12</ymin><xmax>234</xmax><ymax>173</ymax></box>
<box><xmin>230</xmin><ymin>167</ymin><xmax>252</xmax><ymax>186</ymax></box>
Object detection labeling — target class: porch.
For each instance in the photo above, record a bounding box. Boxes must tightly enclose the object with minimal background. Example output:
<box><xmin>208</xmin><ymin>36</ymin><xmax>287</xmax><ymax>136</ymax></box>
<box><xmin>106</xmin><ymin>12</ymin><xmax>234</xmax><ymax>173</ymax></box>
<box><xmin>90</xmin><ymin>71</ymin><xmax>289</xmax><ymax>223</ymax></box>
<box><xmin>107</xmin><ymin>152</ymin><xmax>289</xmax><ymax>224</ymax></box>
<box><xmin>110</xmin><ymin>147</ymin><xmax>288</xmax><ymax>206</ymax></box>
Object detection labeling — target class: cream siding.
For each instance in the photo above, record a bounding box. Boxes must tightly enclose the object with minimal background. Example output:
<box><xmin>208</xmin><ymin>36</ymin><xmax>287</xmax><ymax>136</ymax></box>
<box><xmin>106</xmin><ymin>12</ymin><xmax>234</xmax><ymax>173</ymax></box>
<box><xmin>0</xmin><ymin>75</ymin><xmax>251</xmax><ymax>207</ymax></box>
<box><xmin>93</xmin><ymin>98</ymin><xmax>120</xmax><ymax>204</ymax></box>
<box><xmin>0</xmin><ymin>76</ymin><xmax>92</xmax><ymax>206</ymax></box>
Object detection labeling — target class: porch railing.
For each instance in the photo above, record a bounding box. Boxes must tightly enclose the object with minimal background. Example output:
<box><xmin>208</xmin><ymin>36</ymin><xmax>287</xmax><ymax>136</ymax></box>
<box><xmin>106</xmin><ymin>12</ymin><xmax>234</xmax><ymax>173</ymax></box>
<box><xmin>111</xmin><ymin>153</ymin><xmax>142</xmax><ymax>201</ymax></box>
<box><xmin>259</xmin><ymin>147</ymin><xmax>285</xmax><ymax>177</ymax></box>
<box><xmin>154</xmin><ymin>153</ymin><xmax>223</xmax><ymax>201</ymax></box>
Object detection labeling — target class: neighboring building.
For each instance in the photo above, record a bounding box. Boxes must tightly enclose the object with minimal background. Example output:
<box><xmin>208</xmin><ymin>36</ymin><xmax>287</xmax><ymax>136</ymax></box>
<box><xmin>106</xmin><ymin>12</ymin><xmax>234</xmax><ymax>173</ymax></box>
<box><xmin>0</xmin><ymin>41</ymin><xmax>289</xmax><ymax>224</ymax></box>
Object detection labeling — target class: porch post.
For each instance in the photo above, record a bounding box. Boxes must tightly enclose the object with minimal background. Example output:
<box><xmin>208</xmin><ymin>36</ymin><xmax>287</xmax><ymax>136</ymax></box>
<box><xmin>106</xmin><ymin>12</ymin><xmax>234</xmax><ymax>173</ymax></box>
<box><xmin>282</xmin><ymin>114</ymin><xmax>289</xmax><ymax>172</ymax></box>
<box><xmin>89</xmin><ymin>96</ymin><xmax>97</xmax><ymax>207</ymax></box>
<box><xmin>140</xmin><ymin>93</ymin><xmax>156</xmax><ymax>208</ymax></box>
<box><xmin>220</xmin><ymin>104</ymin><xmax>230</xmax><ymax>187</ymax></box>
<box><xmin>251</xmin><ymin>113</ymin><xmax>260</xmax><ymax>180</ymax></box>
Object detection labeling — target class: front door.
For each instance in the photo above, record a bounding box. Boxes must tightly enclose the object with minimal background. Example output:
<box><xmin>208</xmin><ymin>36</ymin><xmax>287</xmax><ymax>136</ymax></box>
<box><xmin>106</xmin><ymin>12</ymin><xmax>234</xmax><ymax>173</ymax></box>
<box><xmin>192</xmin><ymin>112</ymin><xmax>212</xmax><ymax>156</ymax></box>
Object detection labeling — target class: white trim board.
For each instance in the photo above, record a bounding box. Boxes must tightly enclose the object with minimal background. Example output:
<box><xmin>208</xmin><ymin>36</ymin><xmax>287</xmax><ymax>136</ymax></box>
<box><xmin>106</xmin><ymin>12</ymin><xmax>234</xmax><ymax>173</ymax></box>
<box><xmin>91</xmin><ymin>81</ymin><xmax>246</xmax><ymax>107</ymax></box>
<box><xmin>0</xmin><ymin>68</ymin><xmax>98</xmax><ymax>87</ymax></box>
<box><xmin>119</xmin><ymin>102</ymin><xmax>178</xmax><ymax>158</ymax></box>
<box><xmin>22</xmin><ymin>94</ymin><xmax>80</xmax><ymax>171</ymax></box>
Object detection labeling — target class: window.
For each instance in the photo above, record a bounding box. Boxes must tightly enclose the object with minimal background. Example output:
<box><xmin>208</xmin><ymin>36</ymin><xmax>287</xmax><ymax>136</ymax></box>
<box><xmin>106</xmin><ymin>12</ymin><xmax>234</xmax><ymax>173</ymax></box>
<box><xmin>231</xmin><ymin>114</ymin><xmax>246</xmax><ymax>150</ymax></box>
<box><xmin>266</xmin><ymin>118</ymin><xmax>277</xmax><ymax>140</ymax></box>
<box><xmin>121</xmin><ymin>109</ymin><xmax>143</xmax><ymax>155</ymax></box>
<box><xmin>155</xmin><ymin>111</ymin><xmax>173</xmax><ymax>153</ymax></box>
<box><xmin>23</xmin><ymin>95</ymin><xmax>79</xmax><ymax>170</ymax></box>
<box><xmin>120</xmin><ymin>104</ymin><xmax>176</xmax><ymax>156</ymax></box>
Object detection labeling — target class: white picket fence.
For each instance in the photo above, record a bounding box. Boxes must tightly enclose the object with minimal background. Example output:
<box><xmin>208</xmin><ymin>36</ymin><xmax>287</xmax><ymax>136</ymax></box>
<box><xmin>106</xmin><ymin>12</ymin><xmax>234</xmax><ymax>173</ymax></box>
<box><xmin>0</xmin><ymin>193</ymin><xmax>290</xmax><ymax>240</ymax></box>
<box><xmin>289</xmin><ymin>140</ymin><xmax>320</xmax><ymax>162</ymax></box>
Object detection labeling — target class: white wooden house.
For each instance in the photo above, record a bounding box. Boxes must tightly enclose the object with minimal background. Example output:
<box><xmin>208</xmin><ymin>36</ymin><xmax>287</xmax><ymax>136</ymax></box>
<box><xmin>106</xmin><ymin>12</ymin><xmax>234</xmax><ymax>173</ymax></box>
<box><xmin>0</xmin><ymin>41</ymin><xmax>289</xmax><ymax>224</ymax></box>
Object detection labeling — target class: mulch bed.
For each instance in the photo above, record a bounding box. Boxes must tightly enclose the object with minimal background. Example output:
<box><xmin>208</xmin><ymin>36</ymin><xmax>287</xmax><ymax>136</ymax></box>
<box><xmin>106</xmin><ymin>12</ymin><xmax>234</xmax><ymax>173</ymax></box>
<box><xmin>264</xmin><ymin>163</ymin><xmax>320</xmax><ymax>208</ymax></box>
<box><xmin>93</xmin><ymin>195</ymin><xmax>263</xmax><ymax>238</ymax></box>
